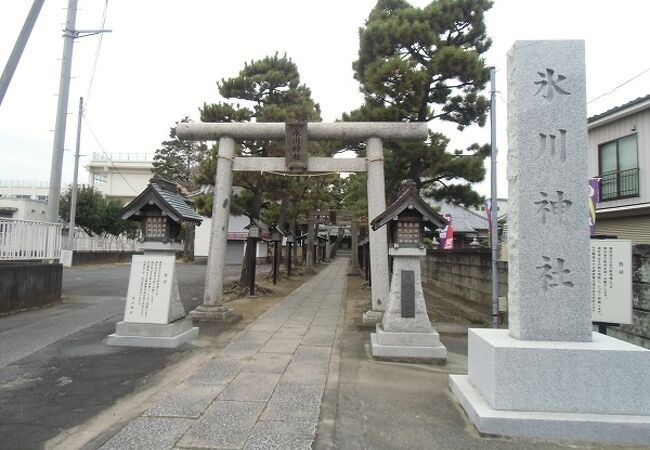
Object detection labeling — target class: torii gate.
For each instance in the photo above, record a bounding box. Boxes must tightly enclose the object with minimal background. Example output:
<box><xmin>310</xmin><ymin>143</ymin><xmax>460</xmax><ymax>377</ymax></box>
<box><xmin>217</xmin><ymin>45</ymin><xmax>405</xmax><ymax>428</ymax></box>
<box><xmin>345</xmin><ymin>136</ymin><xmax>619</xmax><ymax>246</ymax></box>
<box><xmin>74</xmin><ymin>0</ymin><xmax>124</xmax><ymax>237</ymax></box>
<box><xmin>176</xmin><ymin>122</ymin><xmax>428</xmax><ymax>322</ymax></box>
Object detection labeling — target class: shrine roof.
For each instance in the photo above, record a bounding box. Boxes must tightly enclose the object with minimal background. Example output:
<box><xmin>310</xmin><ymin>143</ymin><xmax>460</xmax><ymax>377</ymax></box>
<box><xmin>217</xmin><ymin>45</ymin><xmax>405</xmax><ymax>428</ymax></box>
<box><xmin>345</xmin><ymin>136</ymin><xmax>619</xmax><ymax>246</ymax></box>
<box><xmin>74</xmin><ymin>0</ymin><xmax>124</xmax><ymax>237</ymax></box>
<box><xmin>120</xmin><ymin>177</ymin><xmax>203</xmax><ymax>224</ymax></box>
<box><xmin>370</xmin><ymin>180</ymin><xmax>447</xmax><ymax>231</ymax></box>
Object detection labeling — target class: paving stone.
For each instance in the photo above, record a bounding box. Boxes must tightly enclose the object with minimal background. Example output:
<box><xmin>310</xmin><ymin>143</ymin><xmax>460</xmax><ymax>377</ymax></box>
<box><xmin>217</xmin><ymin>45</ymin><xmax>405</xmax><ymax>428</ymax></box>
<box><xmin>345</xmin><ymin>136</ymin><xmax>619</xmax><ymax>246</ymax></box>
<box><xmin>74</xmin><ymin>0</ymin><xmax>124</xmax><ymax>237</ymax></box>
<box><xmin>221</xmin><ymin>340</ymin><xmax>266</xmax><ymax>359</ymax></box>
<box><xmin>292</xmin><ymin>345</ymin><xmax>331</xmax><ymax>366</ymax></box>
<box><xmin>280</xmin><ymin>368</ymin><xmax>327</xmax><ymax>388</ymax></box>
<box><xmin>260</xmin><ymin>337</ymin><xmax>301</xmax><ymax>354</ymax></box>
<box><xmin>300</xmin><ymin>328</ymin><xmax>336</xmax><ymax>347</ymax></box>
<box><xmin>178</xmin><ymin>401</ymin><xmax>264</xmax><ymax>449</ymax></box>
<box><xmin>244</xmin><ymin>420</ymin><xmax>316</xmax><ymax>450</ymax></box>
<box><xmin>218</xmin><ymin>372</ymin><xmax>281</xmax><ymax>402</ymax></box>
<box><xmin>187</xmin><ymin>359</ymin><xmax>243</xmax><ymax>386</ymax></box>
<box><xmin>101</xmin><ymin>417</ymin><xmax>193</xmax><ymax>450</ymax></box>
<box><xmin>145</xmin><ymin>384</ymin><xmax>223</xmax><ymax>418</ymax></box>
<box><xmin>242</xmin><ymin>352</ymin><xmax>292</xmax><ymax>374</ymax></box>
<box><xmin>273</xmin><ymin>327</ymin><xmax>307</xmax><ymax>339</ymax></box>
<box><xmin>261</xmin><ymin>383</ymin><xmax>324</xmax><ymax>421</ymax></box>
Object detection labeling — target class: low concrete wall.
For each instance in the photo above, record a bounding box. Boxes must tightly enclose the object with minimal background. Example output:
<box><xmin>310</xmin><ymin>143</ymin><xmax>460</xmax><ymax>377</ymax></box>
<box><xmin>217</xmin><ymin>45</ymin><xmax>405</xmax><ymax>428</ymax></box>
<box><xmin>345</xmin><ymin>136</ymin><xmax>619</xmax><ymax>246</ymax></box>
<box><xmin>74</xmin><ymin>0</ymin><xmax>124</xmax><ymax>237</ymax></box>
<box><xmin>72</xmin><ymin>251</ymin><xmax>140</xmax><ymax>266</ymax></box>
<box><xmin>423</xmin><ymin>246</ymin><xmax>650</xmax><ymax>349</ymax></box>
<box><xmin>0</xmin><ymin>262</ymin><xmax>62</xmax><ymax>313</ymax></box>
<box><xmin>421</xmin><ymin>249</ymin><xmax>508</xmax><ymax>315</ymax></box>
<box><xmin>609</xmin><ymin>245</ymin><xmax>650</xmax><ymax>348</ymax></box>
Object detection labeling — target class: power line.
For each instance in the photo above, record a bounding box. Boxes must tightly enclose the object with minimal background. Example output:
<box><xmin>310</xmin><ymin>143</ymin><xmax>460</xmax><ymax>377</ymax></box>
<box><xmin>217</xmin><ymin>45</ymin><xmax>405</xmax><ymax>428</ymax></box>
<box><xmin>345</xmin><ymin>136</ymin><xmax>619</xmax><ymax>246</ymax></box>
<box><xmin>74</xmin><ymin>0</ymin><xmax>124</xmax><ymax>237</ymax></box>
<box><xmin>588</xmin><ymin>66</ymin><xmax>650</xmax><ymax>104</ymax></box>
<box><xmin>81</xmin><ymin>113</ymin><xmax>140</xmax><ymax>194</ymax></box>
<box><xmin>85</xmin><ymin>0</ymin><xmax>109</xmax><ymax>107</ymax></box>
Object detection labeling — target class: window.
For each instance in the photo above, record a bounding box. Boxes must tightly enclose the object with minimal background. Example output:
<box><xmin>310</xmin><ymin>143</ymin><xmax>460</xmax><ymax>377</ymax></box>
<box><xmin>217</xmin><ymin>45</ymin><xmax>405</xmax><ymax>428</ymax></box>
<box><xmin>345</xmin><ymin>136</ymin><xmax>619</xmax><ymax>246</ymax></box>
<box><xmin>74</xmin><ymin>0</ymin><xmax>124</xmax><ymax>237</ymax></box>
<box><xmin>598</xmin><ymin>134</ymin><xmax>639</xmax><ymax>200</ymax></box>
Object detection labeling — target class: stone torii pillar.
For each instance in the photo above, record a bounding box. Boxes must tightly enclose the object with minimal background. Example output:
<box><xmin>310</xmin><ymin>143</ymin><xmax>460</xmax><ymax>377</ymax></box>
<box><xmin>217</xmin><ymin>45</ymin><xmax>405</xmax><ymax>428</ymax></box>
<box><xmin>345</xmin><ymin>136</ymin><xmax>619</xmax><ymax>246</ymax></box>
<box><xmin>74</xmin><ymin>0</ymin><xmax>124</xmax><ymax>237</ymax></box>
<box><xmin>177</xmin><ymin>122</ymin><xmax>427</xmax><ymax>322</ymax></box>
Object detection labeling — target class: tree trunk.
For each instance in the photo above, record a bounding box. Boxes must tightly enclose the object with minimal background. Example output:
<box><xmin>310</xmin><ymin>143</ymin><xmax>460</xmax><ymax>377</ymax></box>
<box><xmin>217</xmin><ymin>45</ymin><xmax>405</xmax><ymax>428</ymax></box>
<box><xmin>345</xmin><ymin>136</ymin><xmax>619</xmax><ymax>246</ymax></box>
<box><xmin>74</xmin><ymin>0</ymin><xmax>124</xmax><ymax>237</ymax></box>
<box><xmin>238</xmin><ymin>186</ymin><xmax>263</xmax><ymax>286</ymax></box>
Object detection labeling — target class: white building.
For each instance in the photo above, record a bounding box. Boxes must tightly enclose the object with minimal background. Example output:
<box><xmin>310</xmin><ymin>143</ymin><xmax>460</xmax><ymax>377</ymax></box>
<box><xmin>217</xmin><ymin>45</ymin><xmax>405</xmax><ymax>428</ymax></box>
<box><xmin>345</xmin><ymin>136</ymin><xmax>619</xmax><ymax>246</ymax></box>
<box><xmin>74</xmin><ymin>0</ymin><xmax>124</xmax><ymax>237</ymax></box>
<box><xmin>86</xmin><ymin>152</ymin><xmax>154</xmax><ymax>203</ymax></box>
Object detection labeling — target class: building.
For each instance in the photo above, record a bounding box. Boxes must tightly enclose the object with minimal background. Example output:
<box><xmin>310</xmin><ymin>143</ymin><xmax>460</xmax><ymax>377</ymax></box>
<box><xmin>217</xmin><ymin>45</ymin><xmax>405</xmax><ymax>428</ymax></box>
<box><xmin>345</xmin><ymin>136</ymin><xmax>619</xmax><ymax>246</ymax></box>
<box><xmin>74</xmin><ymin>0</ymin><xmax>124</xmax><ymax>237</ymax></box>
<box><xmin>427</xmin><ymin>201</ymin><xmax>489</xmax><ymax>247</ymax></box>
<box><xmin>0</xmin><ymin>197</ymin><xmax>48</xmax><ymax>221</ymax></box>
<box><xmin>87</xmin><ymin>152</ymin><xmax>154</xmax><ymax>204</ymax></box>
<box><xmin>471</xmin><ymin>197</ymin><xmax>508</xmax><ymax>220</ymax></box>
<box><xmin>588</xmin><ymin>94</ymin><xmax>650</xmax><ymax>244</ymax></box>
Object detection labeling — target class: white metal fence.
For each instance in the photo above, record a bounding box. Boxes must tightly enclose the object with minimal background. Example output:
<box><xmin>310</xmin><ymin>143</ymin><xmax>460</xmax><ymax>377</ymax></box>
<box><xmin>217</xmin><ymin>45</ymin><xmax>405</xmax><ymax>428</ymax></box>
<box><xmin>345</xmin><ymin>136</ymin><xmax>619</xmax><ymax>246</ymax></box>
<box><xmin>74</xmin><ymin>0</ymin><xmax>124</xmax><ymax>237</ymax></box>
<box><xmin>0</xmin><ymin>219</ymin><xmax>62</xmax><ymax>261</ymax></box>
<box><xmin>70</xmin><ymin>232</ymin><xmax>139</xmax><ymax>252</ymax></box>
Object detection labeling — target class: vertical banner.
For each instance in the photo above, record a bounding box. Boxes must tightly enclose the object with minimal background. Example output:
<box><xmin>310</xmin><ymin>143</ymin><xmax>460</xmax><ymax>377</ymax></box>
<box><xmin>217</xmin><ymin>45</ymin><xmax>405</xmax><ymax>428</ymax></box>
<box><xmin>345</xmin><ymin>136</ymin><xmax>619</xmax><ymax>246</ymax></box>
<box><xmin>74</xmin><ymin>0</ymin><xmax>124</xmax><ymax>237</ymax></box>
<box><xmin>439</xmin><ymin>213</ymin><xmax>454</xmax><ymax>249</ymax></box>
<box><xmin>589</xmin><ymin>178</ymin><xmax>600</xmax><ymax>236</ymax></box>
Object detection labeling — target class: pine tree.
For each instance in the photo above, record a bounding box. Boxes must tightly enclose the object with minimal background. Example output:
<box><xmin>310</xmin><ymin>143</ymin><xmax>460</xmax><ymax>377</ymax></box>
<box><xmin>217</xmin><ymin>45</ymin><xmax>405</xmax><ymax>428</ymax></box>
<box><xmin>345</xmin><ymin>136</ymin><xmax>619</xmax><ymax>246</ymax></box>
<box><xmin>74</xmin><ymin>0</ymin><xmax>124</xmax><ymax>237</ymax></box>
<box><xmin>345</xmin><ymin>0</ymin><xmax>493</xmax><ymax>205</ymax></box>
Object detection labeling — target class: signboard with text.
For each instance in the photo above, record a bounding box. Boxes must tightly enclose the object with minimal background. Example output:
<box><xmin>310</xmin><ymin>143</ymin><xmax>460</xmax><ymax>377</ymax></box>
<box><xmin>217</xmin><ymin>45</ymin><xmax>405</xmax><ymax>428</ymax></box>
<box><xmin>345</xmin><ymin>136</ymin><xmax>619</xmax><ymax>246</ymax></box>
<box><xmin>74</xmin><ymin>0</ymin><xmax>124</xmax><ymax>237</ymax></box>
<box><xmin>591</xmin><ymin>239</ymin><xmax>632</xmax><ymax>324</ymax></box>
<box><xmin>124</xmin><ymin>254</ymin><xmax>176</xmax><ymax>324</ymax></box>
<box><xmin>285</xmin><ymin>122</ymin><xmax>308</xmax><ymax>171</ymax></box>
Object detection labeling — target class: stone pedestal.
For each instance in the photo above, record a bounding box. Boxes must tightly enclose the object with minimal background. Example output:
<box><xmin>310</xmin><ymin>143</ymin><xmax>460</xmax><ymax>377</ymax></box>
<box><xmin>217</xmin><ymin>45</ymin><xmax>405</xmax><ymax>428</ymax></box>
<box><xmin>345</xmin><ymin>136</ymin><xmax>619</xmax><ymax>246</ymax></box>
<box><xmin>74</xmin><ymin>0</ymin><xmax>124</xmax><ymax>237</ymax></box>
<box><xmin>189</xmin><ymin>304</ymin><xmax>242</xmax><ymax>323</ymax></box>
<box><xmin>450</xmin><ymin>329</ymin><xmax>650</xmax><ymax>445</ymax></box>
<box><xmin>361</xmin><ymin>310</ymin><xmax>383</xmax><ymax>327</ymax></box>
<box><xmin>107</xmin><ymin>243</ymin><xmax>198</xmax><ymax>348</ymax></box>
<box><xmin>370</xmin><ymin>247</ymin><xmax>446</xmax><ymax>363</ymax></box>
<box><xmin>371</xmin><ymin>325</ymin><xmax>446</xmax><ymax>362</ymax></box>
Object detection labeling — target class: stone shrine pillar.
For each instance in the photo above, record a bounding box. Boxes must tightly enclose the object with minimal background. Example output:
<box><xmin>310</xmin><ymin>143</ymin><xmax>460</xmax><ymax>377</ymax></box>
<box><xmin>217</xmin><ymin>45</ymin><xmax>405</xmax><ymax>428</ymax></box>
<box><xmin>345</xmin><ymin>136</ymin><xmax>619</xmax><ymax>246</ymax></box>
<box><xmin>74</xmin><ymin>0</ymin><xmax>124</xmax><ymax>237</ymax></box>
<box><xmin>363</xmin><ymin>137</ymin><xmax>390</xmax><ymax>323</ymax></box>
<box><xmin>449</xmin><ymin>40</ymin><xmax>650</xmax><ymax>446</ymax></box>
<box><xmin>189</xmin><ymin>136</ymin><xmax>241</xmax><ymax>323</ymax></box>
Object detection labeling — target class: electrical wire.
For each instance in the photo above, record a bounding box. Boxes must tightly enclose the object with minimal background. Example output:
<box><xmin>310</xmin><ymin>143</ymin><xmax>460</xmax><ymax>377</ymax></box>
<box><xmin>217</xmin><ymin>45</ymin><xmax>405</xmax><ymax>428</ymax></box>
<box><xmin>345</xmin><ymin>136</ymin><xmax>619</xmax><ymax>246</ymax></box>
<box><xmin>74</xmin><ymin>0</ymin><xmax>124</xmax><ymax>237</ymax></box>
<box><xmin>81</xmin><ymin>113</ymin><xmax>140</xmax><ymax>194</ymax></box>
<box><xmin>588</xmin><ymin>66</ymin><xmax>650</xmax><ymax>104</ymax></box>
<box><xmin>85</xmin><ymin>0</ymin><xmax>109</xmax><ymax>107</ymax></box>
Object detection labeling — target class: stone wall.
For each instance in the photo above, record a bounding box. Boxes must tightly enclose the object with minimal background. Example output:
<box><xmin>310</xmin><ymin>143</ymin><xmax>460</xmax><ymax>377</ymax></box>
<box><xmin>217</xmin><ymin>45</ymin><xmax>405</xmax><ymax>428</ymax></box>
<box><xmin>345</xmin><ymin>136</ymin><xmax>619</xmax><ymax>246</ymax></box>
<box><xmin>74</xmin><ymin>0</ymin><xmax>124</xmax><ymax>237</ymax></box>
<box><xmin>608</xmin><ymin>245</ymin><xmax>650</xmax><ymax>348</ymax></box>
<box><xmin>421</xmin><ymin>249</ymin><xmax>508</xmax><ymax>315</ymax></box>
<box><xmin>0</xmin><ymin>262</ymin><xmax>62</xmax><ymax>313</ymax></box>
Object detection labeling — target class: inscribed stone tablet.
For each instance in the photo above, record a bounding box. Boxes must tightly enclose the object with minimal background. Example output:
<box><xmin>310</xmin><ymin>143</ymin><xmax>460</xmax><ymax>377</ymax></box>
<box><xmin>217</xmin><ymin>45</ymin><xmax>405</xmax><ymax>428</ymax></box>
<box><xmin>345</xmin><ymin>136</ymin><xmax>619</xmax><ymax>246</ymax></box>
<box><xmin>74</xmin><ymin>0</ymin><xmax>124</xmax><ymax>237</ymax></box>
<box><xmin>507</xmin><ymin>40</ymin><xmax>591</xmax><ymax>341</ymax></box>
<box><xmin>401</xmin><ymin>270</ymin><xmax>415</xmax><ymax>318</ymax></box>
<box><xmin>125</xmin><ymin>255</ymin><xmax>176</xmax><ymax>324</ymax></box>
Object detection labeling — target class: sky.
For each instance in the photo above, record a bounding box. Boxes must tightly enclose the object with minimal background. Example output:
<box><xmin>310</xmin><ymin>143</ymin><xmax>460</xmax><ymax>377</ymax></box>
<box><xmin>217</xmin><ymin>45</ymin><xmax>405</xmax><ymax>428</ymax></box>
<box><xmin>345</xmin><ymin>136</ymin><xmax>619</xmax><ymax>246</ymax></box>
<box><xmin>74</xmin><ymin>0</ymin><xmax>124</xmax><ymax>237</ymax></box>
<box><xmin>1</xmin><ymin>0</ymin><xmax>649</xmax><ymax>199</ymax></box>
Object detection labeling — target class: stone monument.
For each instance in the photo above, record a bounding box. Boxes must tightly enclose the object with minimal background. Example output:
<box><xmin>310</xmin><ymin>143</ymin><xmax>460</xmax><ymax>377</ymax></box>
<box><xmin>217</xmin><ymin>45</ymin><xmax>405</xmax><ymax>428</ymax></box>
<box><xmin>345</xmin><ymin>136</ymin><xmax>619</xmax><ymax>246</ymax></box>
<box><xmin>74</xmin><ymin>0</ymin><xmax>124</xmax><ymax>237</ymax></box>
<box><xmin>107</xmin><ymin>177</ymin><xmax>201</xmax><ymax>348</ymax></box>
<box><xmin>449</xmin><ymin>41</ymin><xmax>650</xmax><ymax>445</ymax></box>
<box><xmin>369</xmin><ymin>180</ymin><xmax>447</xmax><ymax>363</ymax></box>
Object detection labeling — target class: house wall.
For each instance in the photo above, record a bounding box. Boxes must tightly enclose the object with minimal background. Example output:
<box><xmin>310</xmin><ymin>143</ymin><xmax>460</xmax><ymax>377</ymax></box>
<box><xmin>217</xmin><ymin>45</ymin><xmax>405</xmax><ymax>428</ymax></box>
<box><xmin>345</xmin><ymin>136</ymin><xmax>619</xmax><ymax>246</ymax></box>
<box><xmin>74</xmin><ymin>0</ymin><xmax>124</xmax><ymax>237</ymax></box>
<box><xmin>0</xmin><ymin>198</ymin><xmax>48</xmax><ymax>221</ymax></box>
<box><xmin>596</xmin><ymin>216</ymin><xmax>650</xmax><ymax>245</ymax></box>
<box><xmin>588</xmin><ymin>108</ymin><xmax>649</xmax><ymax>208</ymax></box>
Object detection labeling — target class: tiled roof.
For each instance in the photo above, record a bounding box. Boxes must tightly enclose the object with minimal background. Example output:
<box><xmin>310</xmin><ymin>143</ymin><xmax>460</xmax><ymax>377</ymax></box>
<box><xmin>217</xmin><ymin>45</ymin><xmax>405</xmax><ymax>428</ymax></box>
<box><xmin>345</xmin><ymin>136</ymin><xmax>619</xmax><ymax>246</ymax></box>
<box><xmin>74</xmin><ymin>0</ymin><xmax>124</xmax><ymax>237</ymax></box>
<box><xmin>588</xmin><ymin>93</ymin><xmax>650</xmax><ymax>123</ymax></box>
<box><xmin>120</xmin><ymin>177</ymin><xmax>203</xmax><ymax>224</ymax></box>
<box><xmin>151</xmin><ymin>179</ymin><xmax>203</xmax><ymax>223</ymax></box>
<box><xmin>427</xmin><ymin>201</ymin><xmax>488</xmax><ymax>233</ymax></box>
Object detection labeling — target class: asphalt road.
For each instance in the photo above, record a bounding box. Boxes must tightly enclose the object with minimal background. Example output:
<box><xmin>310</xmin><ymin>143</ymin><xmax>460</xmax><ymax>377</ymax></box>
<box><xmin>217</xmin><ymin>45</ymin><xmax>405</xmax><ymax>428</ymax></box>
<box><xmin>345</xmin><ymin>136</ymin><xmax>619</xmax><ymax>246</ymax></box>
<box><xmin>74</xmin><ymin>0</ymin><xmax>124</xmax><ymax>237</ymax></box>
<box><xmin>0</xmin><ymin>261</ymin><xmax>242</xmax><ymax>450</ymax></box>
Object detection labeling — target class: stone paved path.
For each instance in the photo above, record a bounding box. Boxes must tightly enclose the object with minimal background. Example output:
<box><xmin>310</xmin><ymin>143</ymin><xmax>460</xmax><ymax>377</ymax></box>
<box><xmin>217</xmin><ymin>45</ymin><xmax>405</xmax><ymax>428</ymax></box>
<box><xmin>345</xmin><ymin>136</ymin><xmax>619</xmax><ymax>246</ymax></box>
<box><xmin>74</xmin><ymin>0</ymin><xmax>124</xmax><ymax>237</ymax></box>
<box><xmin>101</xmin><ymin>258</ymin><xmax>348</xmax><ymax>450</ymax></box>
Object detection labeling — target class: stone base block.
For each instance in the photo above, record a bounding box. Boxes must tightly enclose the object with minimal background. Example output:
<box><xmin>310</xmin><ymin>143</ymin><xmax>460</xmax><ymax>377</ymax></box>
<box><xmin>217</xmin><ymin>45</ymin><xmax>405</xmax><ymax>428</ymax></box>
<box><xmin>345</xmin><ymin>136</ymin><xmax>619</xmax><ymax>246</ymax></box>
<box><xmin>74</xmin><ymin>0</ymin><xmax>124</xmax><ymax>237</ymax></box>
<box><xmin>361</xmin><ymin>310</ymin><xmax>383</xmax><ymax>328</ymax></box>
<box><xmin>449</xmin><ymin>328</ymin><xmax>650</xmax><ymax>446</ymax></box>
<box><xmin>371</xmin><ymin>324</ymin><xmax>447</xmax><ymax>363</ymax></box>
<box><xmin>189</xmin><ymin>305</ymin><xmax>242</xmax><ymax>323</ymax></box>
<box><xmin>450</xmin><ymin>375</ymin><xmax>650</xmax><ymax>446</ymax></box>
<box><xmin>466</xmin><ymin>329</ymin><xmax>650</xmax><ymax>415</ymax></box>
<box><xmin>107</xmin><ymin>319</ymin><xmax>198</xmax><ymax>348</ymax></box>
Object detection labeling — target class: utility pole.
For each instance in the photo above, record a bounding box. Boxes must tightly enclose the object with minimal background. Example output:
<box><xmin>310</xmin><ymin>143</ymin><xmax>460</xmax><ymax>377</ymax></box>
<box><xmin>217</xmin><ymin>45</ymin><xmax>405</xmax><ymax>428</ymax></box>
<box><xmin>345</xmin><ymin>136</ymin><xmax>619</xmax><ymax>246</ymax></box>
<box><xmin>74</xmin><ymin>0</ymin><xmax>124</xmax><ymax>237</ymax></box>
<box><xmin>46</xmin><ymin>0</ymin><xmax>111</xmax><ymax>222</ymax></box>
<box><xmin>47</xmin><ymin>0</ymin><xmax>79</xmax><ymax>222</ymax></box>
<box><xmin>0</xmin><ymin>0</ymin><xmax>45</xmax><ymax>106</ymax></box>
<box><xmin>489</xmin><ymin>67</ymin><xmax>499</xmax><ymax>329</ymax></box>
<box><xmin>67</xmin><ymin>97</ymin><xmax>83</xmax><ymax>250</ymax></box>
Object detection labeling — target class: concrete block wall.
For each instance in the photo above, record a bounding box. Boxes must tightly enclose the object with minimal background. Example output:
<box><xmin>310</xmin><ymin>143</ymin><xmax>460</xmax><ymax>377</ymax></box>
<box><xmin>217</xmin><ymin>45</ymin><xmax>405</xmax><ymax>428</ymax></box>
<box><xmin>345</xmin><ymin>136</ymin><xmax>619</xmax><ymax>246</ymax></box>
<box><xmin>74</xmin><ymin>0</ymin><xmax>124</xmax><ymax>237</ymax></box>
<box><xmin>423</xmin><ymin>246</ymin><xmax>650</xmax><ymax>350</ymax></box>
<box><xmin>421</xmin><ymin>249</ymin><xmax>508</xmax><ymax>315</ymax></box>
<box><xmin>608</xmin><ymin>245</ymin><xmax>650</xmax><ymax>348</ymax></box>
<box><xmin>0</xmin><ymin>262</ymin><xmax>62</xmax><ymax>313</ymax></box>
